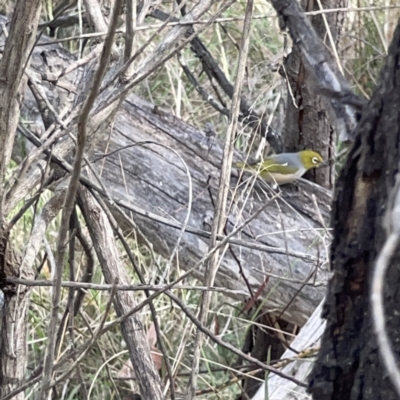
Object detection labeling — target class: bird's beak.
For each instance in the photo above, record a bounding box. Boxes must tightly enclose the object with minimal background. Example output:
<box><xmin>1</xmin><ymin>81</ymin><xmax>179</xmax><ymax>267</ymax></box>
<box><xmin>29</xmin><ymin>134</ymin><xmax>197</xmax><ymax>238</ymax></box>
<box><xmin>319</xmin><ymin>161</ymin><xmax>329</xmax><ymax>168</ymax></box>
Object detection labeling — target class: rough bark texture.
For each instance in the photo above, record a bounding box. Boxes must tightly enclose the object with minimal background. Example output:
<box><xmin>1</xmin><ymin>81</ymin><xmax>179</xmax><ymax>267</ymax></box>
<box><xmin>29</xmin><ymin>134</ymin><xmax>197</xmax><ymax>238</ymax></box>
<box><xmin>89</xmin><ymin>94</ymin><xmax>330</xmax><ymax>326</ymax></box>
<box><xmin>0</xmin><ymin>2</ymin><xmax>41</xmax><ymax>398</ymax></box>
<box><xmin>4</xmin><ymin>35</ymin><xmax>332</xmax><ymax>327</ymax></box>
<box><xmin>0</xmin><ymin>0</ymin><xmax>41</xmax><ymax>207</ymax></box>
<box><xmin>0</xmin><ymin>240</ymin><xmax>25</xmax><ymax>399</ymax></box>
<box><xmin>78</xmin><ymin>187</ymin><xmax>163</xmax><ymax>400</ymax></box>
<box><xmin>283</xmin><ymin>0</ymin><xmax>347</xmax><ymax>189</ymax></box>
<box><xmin>309</xmin><ymin>20</ymin><xmax>400</xmax><ymax>400</ymax></box>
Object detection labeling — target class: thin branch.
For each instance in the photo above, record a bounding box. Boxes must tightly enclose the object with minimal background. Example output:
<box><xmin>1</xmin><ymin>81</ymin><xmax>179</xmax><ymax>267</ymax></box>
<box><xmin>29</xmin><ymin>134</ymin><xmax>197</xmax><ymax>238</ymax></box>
<box><xmin>18</xmin><ymin>186</ymin><xmax>66</xmax><ymax>278</ymax></box>
<box><xmin>123</xmin><ymin>0</ymin><xmax>136</xmax><ymax>79</ymax></box>
<box><xmin>95</xmin><ymin>0</ymin><xmax>235</xmax><ymax>116</ymax></box>
<box><xmin>0</xmin><ymin>0</ymin><xmax>41</xmax><ymax>222</ymax></box>
<box><xmin>78</xmin><ymin>186</ymin><xmax>164</xmax><ymax>399</ymax></box>
<box><xmin>73</xmin><ymin>219</ymin><xmax>96</xmax><ymax>316</ymax></box>
<box><xmin>36</xmin><ymin>6</ymin><xmax>400</xmax><ymax>46</ymax></box>
<box><xmin>39</xmin><ymin>0</ymin><xmax>123</xmax><ymax>397</ymax></box>
<box><xmin>167</xmin><ymin>292</ymin><xmax>307</xmax><ymax>387</ymax></box>
<box><xmin>84</xmin><ymin>0</ymin><xmax>119</xmax><ymax>59</ymax></box>
<box><xmin>5</xmin><ymin>277</ymin><xmax>251</xmax><ymax>295</ymax></box>
<box><xmin>187</xmin><ymin>1</ymin><xmax>254</xmax><ymax>397</ymax></box>
<box><xmin>88</xmin><ymin>188</ymin><xmax>176</xmax><ymax>399</ymax></box>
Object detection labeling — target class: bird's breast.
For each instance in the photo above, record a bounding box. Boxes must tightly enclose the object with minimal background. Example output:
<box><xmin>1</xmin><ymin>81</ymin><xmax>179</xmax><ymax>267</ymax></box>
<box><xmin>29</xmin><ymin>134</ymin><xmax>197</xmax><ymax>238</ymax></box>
<box><xmin>260</xmin><ymin>168</ymin><xmax>305</xmax><ymax>185</ymax></box>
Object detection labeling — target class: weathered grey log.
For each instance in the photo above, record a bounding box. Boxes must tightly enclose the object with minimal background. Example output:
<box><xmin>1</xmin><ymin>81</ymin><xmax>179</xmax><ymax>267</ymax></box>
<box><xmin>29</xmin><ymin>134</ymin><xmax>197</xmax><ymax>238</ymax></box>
<box><xmin>14</xmin><ymin>28</ymin><xmax>331</xmax><ymax>327</ymax></box>
<box><xmin>87</xmin><ymin>94</ymin><xmax>331</xmax><ymax>326</ymax></box>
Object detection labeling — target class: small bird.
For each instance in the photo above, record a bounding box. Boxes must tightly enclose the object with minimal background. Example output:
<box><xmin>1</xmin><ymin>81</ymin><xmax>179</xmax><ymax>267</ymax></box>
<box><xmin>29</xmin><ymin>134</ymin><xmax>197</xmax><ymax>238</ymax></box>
<box><xmin>234</xmin><ymin>149</ymin><xmax>324</xmax><ymax>185</ymax></box>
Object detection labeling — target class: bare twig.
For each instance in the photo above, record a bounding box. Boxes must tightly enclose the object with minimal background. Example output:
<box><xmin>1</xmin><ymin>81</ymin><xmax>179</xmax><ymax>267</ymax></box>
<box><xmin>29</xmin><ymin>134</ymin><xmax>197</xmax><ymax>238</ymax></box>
<box><xmin>78</xmin><ymin>186</ymin><xmax>164</xmax><ymax>399</ymax></box>
<box><xmin>0</xmin><ymin>0</ymin><xmax>41</xmax><ymax>222</ymax></box>
<box><xmin>315</xmin><ymin>0</ymin><xmax>344</xmax><ymax>75</ymax></box>
<box><xmin>167</xmin><ymin>292</ymin><xmax>307</xmax><ymax>387</ymax></box>
<box><xmin>36</xmin><ymin>6</ymin><xmax>400</xmax><ymax>46</ymax></box>
<box><xmin>84</xmin><ymin>0</ymin><xmax>119</xmax><ymax>59</ymax></box>
<box><xmin>39</xmin><ymin>0</ymin><xmax>123</xmax><ymax>397</ymax></box>
<box><xmin>87</xmin><ymin>186</ymin><xmax>176</xmax><ymax>399</ymax></box>
<box><xmin>5</xmin><ymin>277</ymin><xmax>251</xmax><ymax>295</ymax></box>
<box><xmin>123</xmin><ymin>0</ymin><xmax>136</xmax><ymax>79</ymax></box>
<box><xmin>122</xmin><ymin>0</ymin><xmax>153</xmax><ymax>80</ymax></box>
<box><xmin>187</xmin><ymin>1</ymin><xmax>254</xmax><ymax>397</ymax></box>
<box><xmin>96</xmin><ymin>0</ymin><xmax>234</xmax><ymax>114</ymax></box>
<box><xmin>18</xmin><ymin>185</ymin><xmax>66</xmax><ymax>279</ymax></box>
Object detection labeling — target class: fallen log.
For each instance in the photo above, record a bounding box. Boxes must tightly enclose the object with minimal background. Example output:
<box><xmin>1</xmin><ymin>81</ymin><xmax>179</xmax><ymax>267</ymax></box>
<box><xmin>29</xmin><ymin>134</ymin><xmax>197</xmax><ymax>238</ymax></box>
<box><xmin>89</xmin><ymin>94</ymin><xmax>331</xmax><ymax>326</ymax></box>
<box><xmin>14</xmin><ymin>33</ymin><xmax>331</xmax><ymax>327</ymax></box>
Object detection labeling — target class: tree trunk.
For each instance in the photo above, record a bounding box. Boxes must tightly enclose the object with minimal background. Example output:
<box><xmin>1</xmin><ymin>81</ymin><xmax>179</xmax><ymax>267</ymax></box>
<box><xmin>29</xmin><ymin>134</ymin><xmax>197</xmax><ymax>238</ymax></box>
<box><xmin>283</xmin><ymin>0</ymin><xmax>347</xmax><ymax>189</ymax></box>
<box><xmin>309</xmin><ymin>19</ymin><xmax>400</xmax><ymax>400</ymax></box>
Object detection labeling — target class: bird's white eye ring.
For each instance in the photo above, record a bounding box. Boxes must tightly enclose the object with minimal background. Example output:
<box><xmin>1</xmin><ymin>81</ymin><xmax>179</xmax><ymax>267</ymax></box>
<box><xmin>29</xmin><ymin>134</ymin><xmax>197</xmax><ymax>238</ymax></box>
<box><xmin>312</xmin><ymin>157</ymin><xmax>319</xmax><ymax>164</ymax></box>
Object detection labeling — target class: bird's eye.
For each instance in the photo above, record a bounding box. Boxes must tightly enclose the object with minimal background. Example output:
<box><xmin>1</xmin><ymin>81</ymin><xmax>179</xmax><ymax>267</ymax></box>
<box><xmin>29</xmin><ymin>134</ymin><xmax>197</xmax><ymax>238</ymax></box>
<box><xmin>312</xmin><ymin>157</ymin><xmax>319</xmax><ymax>164</ymax></box>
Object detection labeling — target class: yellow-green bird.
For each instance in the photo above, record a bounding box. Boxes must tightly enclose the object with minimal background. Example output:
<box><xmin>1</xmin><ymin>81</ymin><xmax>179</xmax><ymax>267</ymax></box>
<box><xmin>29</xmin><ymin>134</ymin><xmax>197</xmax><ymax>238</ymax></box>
<box><xmin>234</xmin><ymin>149</ymin><xmax>324</xmax><ymax>185</ymax></box>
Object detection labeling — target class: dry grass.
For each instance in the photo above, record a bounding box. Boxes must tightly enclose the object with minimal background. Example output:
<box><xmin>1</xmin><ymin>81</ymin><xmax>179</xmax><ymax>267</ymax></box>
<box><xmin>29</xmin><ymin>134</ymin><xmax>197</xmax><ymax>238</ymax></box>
<box><xmin>3</xmin><ymin>0</ymin><xmax>399</xmax><ymax>398</ymax></box>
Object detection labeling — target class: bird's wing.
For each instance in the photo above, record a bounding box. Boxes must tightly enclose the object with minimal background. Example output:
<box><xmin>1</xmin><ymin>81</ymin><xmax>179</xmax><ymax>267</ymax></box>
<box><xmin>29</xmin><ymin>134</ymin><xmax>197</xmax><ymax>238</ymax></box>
<box><xmin>234</xmin><ymin>156</ymin><xmax>298</xmax><ymax>175</ymax></box>
<box><xmin>258</xmin><ymin>162</ymin><xmax>298</xmax><ymax>175</ymax></box>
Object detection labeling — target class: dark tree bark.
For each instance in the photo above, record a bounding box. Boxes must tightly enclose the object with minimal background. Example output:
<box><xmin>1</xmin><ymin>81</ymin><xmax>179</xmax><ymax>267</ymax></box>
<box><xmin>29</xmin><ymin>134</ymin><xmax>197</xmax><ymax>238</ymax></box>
<box><xmin>309</xmin><ymin>20</ymin><xmax>400</xmax><ymax>400</ymax></box>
